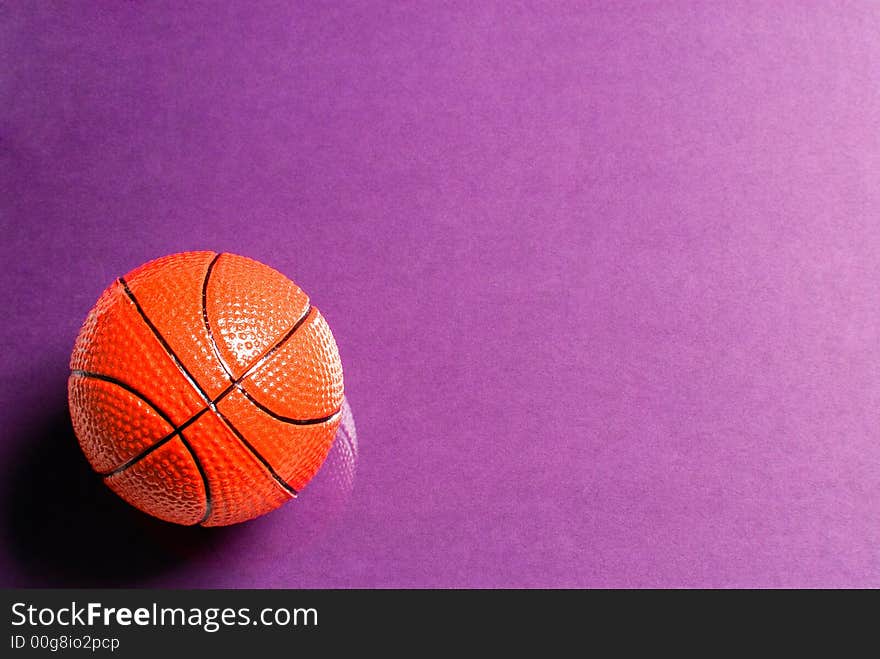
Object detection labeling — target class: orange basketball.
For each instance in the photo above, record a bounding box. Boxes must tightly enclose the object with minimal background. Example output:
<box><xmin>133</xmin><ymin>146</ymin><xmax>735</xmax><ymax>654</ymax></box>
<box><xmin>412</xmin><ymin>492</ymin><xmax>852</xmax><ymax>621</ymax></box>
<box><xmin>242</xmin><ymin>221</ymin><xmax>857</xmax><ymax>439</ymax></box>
<box><xmin>68</xmin><ymin>251</ymin><xmax>344</xmax><ymax>526</ymax></box>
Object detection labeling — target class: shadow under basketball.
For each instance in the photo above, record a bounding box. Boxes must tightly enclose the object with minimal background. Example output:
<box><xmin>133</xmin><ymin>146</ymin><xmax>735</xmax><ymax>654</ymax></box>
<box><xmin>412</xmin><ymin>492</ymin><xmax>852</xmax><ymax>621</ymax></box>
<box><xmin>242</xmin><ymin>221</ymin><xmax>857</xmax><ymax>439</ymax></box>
<box><xmin>3</xmin><ymin>382</ymin><xmax>358</xmax><ymax>587</ymax></box>
<box><xmin>3</xmin><ymin>392</ymin><xmax>237</xmax><ymax>587</ymax></box>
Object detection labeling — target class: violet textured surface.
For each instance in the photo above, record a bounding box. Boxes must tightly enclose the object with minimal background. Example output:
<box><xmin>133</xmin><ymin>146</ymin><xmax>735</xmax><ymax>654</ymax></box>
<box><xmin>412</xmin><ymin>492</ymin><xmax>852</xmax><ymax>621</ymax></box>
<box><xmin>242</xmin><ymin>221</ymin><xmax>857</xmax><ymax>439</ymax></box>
<box><xmin>2</xmin><ymin>2</ymin><xmax>880</xmax><ymax>588</ymax></box>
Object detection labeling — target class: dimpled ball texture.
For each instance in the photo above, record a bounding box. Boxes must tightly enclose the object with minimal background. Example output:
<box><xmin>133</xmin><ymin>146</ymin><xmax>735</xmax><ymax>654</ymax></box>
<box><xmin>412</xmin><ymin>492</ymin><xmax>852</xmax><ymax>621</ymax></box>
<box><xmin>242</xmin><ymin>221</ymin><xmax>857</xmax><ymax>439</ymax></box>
<box><xmin>68</xmin><ymin>251</ymin><xmax>344</xmax><ymax>526</ymax></box>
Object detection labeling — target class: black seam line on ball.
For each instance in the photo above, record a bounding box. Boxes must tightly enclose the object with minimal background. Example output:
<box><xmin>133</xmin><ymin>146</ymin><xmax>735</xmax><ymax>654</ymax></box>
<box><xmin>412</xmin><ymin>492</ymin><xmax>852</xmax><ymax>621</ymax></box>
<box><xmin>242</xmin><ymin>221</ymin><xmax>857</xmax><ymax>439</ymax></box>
<box><xmin>70</xmin><ymin>370</ymin><xmax>178</xmax><ymax>430</ymax></box>
<box><xmin>180</xmin><ymin>431</ymin><xmax>213</xmax><ymax>525</ymax></box>
<box><xmin>201</xmin><ymin>252</ymin><xmax>236</xmax><ymax>383</ymax></box>
<box><xmin>70</xmin><ymin>370</ymin><xmax>212</xmax><ymax>486</ymax></box>
<box><xmin>238</xmin><ymin>387</ymin><xmax>343</xmax><ymax>425</ymax></box>
<box><xmin>210</xmin><ymin>406</ymin><xmax>299</xmax><ymax>497</ymax></box>
<box><xmin>237</xmin><ymin>305</ymin><xmax>314</xmax><ymax>382</ymax></box>
<box><xmin>119</xmin><ymin>277</ymin><xmax>213</xmax><ymax>406</ymax></box>
<box><xmin>98</xmin><ymin>408</ymin><xmax>209</xmax><ymax>477</ymax></box>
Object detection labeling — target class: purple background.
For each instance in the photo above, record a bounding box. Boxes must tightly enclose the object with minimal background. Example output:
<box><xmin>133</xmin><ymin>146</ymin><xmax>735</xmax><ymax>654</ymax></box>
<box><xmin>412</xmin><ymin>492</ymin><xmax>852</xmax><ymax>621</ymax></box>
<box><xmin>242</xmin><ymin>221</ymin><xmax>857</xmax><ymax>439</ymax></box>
<box><xmin>2</xmin><ymin>2</ymin><xmax>880</xmax><ymax>588</ymax></box>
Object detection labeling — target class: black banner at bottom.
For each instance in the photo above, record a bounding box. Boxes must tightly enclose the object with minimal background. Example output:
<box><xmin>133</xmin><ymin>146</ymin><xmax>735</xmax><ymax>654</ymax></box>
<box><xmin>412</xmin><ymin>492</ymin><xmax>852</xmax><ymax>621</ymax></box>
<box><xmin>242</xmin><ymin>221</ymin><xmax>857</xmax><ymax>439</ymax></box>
<box><xmin>0</xmin><ymin>587</ymin><xmax>838</xmax><ymax>654</ymax></box>
<box><xmin>3</xmin><ymin>588</ymin><xmax>597</xmax><ymax>655</ymax></box>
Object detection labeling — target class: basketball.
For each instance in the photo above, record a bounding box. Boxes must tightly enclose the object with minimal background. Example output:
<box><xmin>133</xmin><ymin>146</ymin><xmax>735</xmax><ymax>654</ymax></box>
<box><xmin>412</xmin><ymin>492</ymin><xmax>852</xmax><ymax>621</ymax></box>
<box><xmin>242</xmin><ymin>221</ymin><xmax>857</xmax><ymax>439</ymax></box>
<box><xmin>68</xmin><ymin>251</ymin><xmax>344</xmax><ymax>526</ymax></box>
